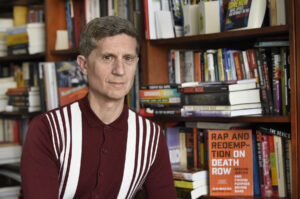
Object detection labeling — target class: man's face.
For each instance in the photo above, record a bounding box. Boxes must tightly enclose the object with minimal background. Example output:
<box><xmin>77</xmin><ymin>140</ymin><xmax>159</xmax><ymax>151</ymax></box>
<box><xmin>80</xmin><ymin>34</ymin><xmax>138</xmax><ymax>102</ymax></box>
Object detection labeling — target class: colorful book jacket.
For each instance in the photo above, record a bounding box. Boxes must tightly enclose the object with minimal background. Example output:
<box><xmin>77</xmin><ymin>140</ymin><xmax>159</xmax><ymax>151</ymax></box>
<box><xmin>208</xmin><ymin>129</ymin><xmax>253</xmax><ymax>196</ymax></box>
<box><xmin>224</xmin><ymin>0</ymin><xmax>252</xmax><ymax>31</ymax></box>
<box><xmin>55</xmin><ymin>61</ymin><xmax>88</xmax><ymax>106</ymax></box>
<box><xmin>260</xmin><ymin>135</ymin><xmax>273</xmax><ymax>197</ymax></box>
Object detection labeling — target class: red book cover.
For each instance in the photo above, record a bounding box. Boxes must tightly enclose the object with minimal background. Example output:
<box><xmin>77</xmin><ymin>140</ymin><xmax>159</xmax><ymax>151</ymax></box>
<box><xmin>260</xmin><ymin>135</ymin><xmax>273</xmax><ymax>197</ymax></box>
<box><xmin>246</xmin><ymin>49</ymin><xmax>259</xmax><ymax>83</ymax></box>
<box><xmin>233</xmin><ymin>51</ymin><xmax>244</xmax><ymax>80</ymax></box>
<box><xmin>208</xmin><ymin>129</ymin><xmax>253</xmax><ymax>196</ymax></box>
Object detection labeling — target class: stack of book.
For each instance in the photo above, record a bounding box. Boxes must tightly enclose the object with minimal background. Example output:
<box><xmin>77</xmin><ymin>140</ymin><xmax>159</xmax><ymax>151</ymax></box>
<box><xmin>0</xmin><ymin>77</ymin><xmax>17</xmax><ymax>112</ymax></box>
<box><xmin>173</xmin><ymin>169</ymin><xmax>209</xmax><ymax>199</ymax></box>
<box><xmin>180</xmin><ymin>78</ymin><xmax>263</xmax><ymax>117</ymax></box>
<box><xmin>138</xmin><ymin>84</ymin><xmax>182</xmax><ymax>117</ymax></box>
<box><xmin>0</xmin><ymin>18</ymin><xmax>13</xmax><ymax>57</ymax></box>
<box><xmin>6</xmin><ymin>22</ymin><xmax>45</xmax><ymax>56</ymax></box>
<box><xmin>5</xmin><ymin>87</ymin><xmax>41</xmax><ymax>113</ymax></box>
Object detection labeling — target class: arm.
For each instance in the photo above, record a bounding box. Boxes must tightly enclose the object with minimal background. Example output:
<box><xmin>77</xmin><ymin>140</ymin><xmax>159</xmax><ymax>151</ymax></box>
<box><xmin>143</xmin><ymin>127</ymin><xmax>177</xmax><ymax>199</ymax></box>
<box><xmin>21</xmin><ymin>114</ymin><xmax>60</xmax><ymax>199</ymax></box>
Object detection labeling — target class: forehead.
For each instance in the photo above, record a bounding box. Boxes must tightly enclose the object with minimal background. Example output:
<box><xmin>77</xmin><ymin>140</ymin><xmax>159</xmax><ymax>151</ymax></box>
<box><xmin>96</xmin><ymin>34</ymin><xmax>137</xmax><ymax>54</ymax></box>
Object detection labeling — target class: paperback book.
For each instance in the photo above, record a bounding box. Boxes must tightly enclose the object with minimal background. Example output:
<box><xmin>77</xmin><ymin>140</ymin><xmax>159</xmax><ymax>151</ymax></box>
<box><xmin>208</xmin><ymin>129</ymin><xmax>253</xmax><ymax>196</ymax></box>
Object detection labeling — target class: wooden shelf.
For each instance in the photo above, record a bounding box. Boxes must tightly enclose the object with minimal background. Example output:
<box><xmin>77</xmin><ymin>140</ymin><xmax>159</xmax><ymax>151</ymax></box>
<box><xmin>149</xmin><ymin>25</ymin><xmax>289</xmax><ymax>46</ymax></box>
<box><xmin>0</xmin><ymin>53</ymin><xmax>45</xmax><ymax>62</ymax></box>
<box><xmin>0</xmin><ymin>111</ymin><xmax>41</xmax><ymax>118</ymax></box>
<box><xmin>50</xmin><ymin>48</ymin><xmax>79</xmax><ymax>56</ymax></box>
<box><xmin>150</xmin><ymin>115</ymin><xmax>290</xmax><ymax>124</ymax></box>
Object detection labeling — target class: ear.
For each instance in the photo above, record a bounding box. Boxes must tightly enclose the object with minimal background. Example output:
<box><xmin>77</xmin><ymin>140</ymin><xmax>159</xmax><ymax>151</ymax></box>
<box><xmin>77</xmin><ymin>55</ymin><xmax>88</xmax><ymax>75</ymax></box>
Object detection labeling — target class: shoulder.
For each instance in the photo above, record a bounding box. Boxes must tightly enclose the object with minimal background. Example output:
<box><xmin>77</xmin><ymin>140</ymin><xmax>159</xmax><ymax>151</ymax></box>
<box><xmin>128</xmin><ymin>108</ymin><xmax>163</xmax><ymax>132</ymax></box>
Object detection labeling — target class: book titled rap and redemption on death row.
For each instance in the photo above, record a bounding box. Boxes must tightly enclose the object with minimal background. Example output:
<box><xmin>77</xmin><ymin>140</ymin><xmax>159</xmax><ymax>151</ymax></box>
<box><xmin>208</xmin><ymin>129</ymin><xmax>253</xmax><ymax>196</ymax></box>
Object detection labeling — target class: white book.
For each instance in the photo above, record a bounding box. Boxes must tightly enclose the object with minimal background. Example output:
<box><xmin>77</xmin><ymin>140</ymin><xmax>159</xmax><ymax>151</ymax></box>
<box><xmin>41</xmin><ymin>62</ymin><xmax>59</xmax><ymax>111</ymax></box>
<box><xmin>276</xmin><ymin>0</ymin><xmax>287</xmax><ymax>25</ymax></box>
<box><xmin>274</xmin><ymin>136</ymin><xmax>288</xmax><ymax>197</ymax></box>
<box><xmin>154</xmin><ymin>10</ymin><xmax>175</xmax><ymax>39</ymax></box>
<box><xmin>0</xmin><ymin>145</ymin><xmax>22</xmax><ymax>162</ymax></box>
<box><xmin>183</xmin><ymin>4</ymin><xmax>200</xmax><ymax>36</ymax></box>
<box><xmin>147</xmin><ymin>0</ymin><xmax>161</xmax><ymax>39</ymax></box>
<box><xmin>183</xmin><ymin>50</ymin><xmax>194</xmax><ymax>82</ymax></box>
<box><xmin>174</xmin><ymin>50</ymin><xmax>182</xmax><ymax>84</ymax></box>
<box><xmin>198</xmin><ymin>1</ymin><xmax>220</xmax><ymax>34</ymax></box>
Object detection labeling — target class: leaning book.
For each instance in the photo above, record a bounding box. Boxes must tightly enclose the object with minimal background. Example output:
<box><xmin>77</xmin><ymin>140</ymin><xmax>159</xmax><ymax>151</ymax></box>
<box><xmin>208</xmin><ymin>129</ymin><xmax>253</xmax><ymax>196</ymax></box>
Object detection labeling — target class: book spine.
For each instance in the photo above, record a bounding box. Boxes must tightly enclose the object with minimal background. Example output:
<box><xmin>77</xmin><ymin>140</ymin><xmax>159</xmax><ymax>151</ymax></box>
<box><xmin>252</xmin><ymin>133</ymin><xmax>261</xmax><ymax>195</ymax></box>
<box><xmin>271</xmin><ymin>47</ymin><xmax>282</xmax><ymax>115</ymax></box>
<box><xmin>258</xmin><ymin>126</ymin><xmax>291</xmax><ymax>139</ymax></box>
<box><xmin>258</xmin><ymin>48</ymin><xmax>274</xmax><ymax>114</ymax></box>
<box><xmin>274</xmin><ymin>136</ymin><xmax>287</xmax><ymax>197</ymax></box>
<box><xmin>254</xmin><ymin>49</ymin><xmax>270</xmax><ymax>115</ymax></box>
<box><xmin>233</xmin><ymin>51</ymin><xmax>243</xmax><ymax>80</ymax></box>
<box><xmin>181</xmin><ymin>92</ymin><xmax>230</xmax><ymax>106</ymax></box>
<box><xmin>284</xmin><ymin>139</ymin><xmax>292</xmax><ymax>196</ymax></box>
<box><xmin>139</xmin><ymin>88</ymin><xmax>180</xmax><ymax>98</ymax></box>
<box><xmin>255</xmin><ymin>130</ymin><xmax>264</xmax><ymax>196</ymax></box>
<box><xmin>260</xmin><ymin>135</ymin><xmax>273</xmax><ymax>197</ymax></box>
<box><xmin>194</xmin><ymin>51</ymin><xmax>202</xmax><ymax>82</ymax></box>
<box><xmin>217</xmin><ymin>48</ymin><xmax>225</xmax><ymax>81</ymax></box>
<box><xmin>268</xmin><ymin>135</ymin><xmax>279</xmax><ymax>197</ymax></box>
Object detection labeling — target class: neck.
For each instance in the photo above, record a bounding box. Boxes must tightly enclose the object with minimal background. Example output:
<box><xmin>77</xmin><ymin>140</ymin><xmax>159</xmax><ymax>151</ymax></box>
<box><xmin>88</xmin><ymin>93</ymin><xmax>124</xmax><ymax>125</ymax></box>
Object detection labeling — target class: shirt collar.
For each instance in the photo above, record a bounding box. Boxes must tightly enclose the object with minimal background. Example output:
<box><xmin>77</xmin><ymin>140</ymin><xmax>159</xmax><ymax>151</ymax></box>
<box><xmin>79</xmin><ymin>95</ymin><xmax>128</xmax><ymax>130</ymax></box>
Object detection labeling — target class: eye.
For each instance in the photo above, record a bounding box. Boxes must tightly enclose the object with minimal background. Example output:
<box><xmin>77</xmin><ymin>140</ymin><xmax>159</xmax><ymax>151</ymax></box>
<box><xmin>103</xmin><ymin>55</ymin><xmax>113</xmax><ymax>62</ymax></box>
<box><xmin>124</xmin><ymin>55</ymin><xmax>138</xmax><ymax>64</ymax></box>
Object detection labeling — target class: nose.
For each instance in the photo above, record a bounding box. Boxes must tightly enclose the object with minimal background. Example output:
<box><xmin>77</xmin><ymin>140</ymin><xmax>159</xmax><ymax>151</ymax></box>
<box><xmin>112</xmin><ymin>58</ymin><xmax>125</xmax><ymax>75</ymax></box>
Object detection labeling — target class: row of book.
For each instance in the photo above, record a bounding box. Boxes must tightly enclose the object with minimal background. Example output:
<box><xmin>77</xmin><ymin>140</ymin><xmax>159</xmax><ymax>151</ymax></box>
<box><xmin>165</xmin><ymin>122</ymin><xmax>291</xmax><ymax>197</ymax></box>
<box><xmin>166</xmin><ymin>46</ymin><xmax>290</xmax><ymax>116</ymax></box>
<box><xmin>63</xmin><ymin>0</ymin><xmax>141</xmax><ymax>49</ymax></box>
<box><xmin>139</xmin><ymin>79</ymin><xmax>263</xmax><ymax>118</ymax></box>
<box><xmin>144</xmin><ymin>0</ymin><xmax>287</xmax><ymax>40</ymax></box>
<box><xmin>0</xmin><ymin>4</ymin><xmax>45</xmax><ymax>57</ymax></box>
<box><xmin>0</xmin><ymin>60</ymin><xmax>88</xmax><ymax>113</ymax></box>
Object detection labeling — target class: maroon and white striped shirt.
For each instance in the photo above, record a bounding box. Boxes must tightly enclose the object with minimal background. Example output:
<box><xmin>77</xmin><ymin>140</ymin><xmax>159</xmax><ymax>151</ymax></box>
<box><xmin>21</xmin><ymin>96</ymin><xmax>176</xmax><ymax>199</ymax></box>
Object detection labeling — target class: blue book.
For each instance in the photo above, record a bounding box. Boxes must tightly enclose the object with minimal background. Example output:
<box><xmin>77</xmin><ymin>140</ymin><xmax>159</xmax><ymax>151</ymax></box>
<box><xmin>252</xmin><ymin>133</ymin><xmax>261</xmax><ymax>195</ymax></box>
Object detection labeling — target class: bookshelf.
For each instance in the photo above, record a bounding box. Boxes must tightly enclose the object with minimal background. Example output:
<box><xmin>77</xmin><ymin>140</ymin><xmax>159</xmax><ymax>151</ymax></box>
<box><xmin>1</xmin><ymin>0</ymin><xmax>299</xmax><ymax>198</ymax></box>
<box><xmin>140</xmin><ymin>0</ymin><xmax>299</xmax><ymax>199</ymax></box>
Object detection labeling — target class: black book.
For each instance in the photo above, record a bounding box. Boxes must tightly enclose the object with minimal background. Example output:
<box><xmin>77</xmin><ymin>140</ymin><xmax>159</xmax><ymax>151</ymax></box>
<box><xmin>181</xmin><ymin>89</ymin><xmax>260</xmax><ymax>106</ymax></box>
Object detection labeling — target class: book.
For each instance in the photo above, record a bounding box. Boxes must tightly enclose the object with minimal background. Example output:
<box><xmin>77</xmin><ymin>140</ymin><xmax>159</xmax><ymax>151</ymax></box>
<box><xmin>181</xmin><ymin>108</ymin><xmax>262</xmax><ymax>117</ymax></box>
<box><xmin>183</xmin><ymin>4</ymin><xmax>199</xmax><ymax>36</ymax></box>
<box><xmin>224</xmin><ymin>0</ymin><xmax>266</xmax><ymax>31</ymax></box>
<box><xmin>181</xmin><ymin>88</ymin><xmax>261</xmax><ymax>106</ymax></box>
<box><xmin>0</xmin><ymin>144</ymin><xmax>22</xmax><ymax>165</ymax></box>
<box><xmin>181</xmin><ymin>80</ymin><xmax>257</xmax><ymax>93</ymax></box>
<box><xmin>252</xmin><ymin>133</ymin><xmax>261</xmax><ymax>195</ymax></box>
<box><xmin>198</xmin><ymin>1</ymin><xmax>220</xmax><ymax>34</ymax></box>
<box><xmin>174</xmin><ymin>178</ymin><xmax>207</xmax><ymax>189</ymax></box>
<box><xmin>273</xmin><ymin>135</ymin><xmax>287</xmax><ymax>197</ymax></box>
<box><xmin>185</xmin><ymin>128</ymin><xmax>197</xmax><ymax>169</ymax></box>
<box><xmin>55</xmin><ymin>61</ymin><xmax>88</xmax><ymax>107</ymax></box>
<box><xmin>268</xmin><ymin>135</ymin><xmax>279</xmax><ymax>197</ymax></box>
<box><xmin>166</xmin><ymin>127</ymin><xmax>187</xmax><ymax>170</ymax></box>
<box><xmin>258</xmin><ymin>126</ymin><xmax>291</xmax><ymax>139</ymax></box>
<box><xmin>172</xmin><ymin>168</ymin><xmax>208</xmax><ymax>182</ymax></box>
<box><xmin>182</xmin><ymin>103</ymin><xmax>262</xmax><ymax>111</ymax></box>
<box><xmin>154</xmin><ymin>10</ymin><xmax>175</xmax><ymax>39</ymax></box>
<box><xmin>139</xmin><ymin>88</ymin><xmax>181</xmax><ymax>99</ymax></box>
<box><xmin>208</xmin><ymin>129</ymin><xmax>253</xmax><ymax>196</ymax></box>
<box><xmin>260</xmin><ymin>135</ymin><xmax>273</xmax><ymax>197</ymax></box>
<box><xmin>176</xmin><ymin>185</ymin><xmax>209</xmax><ymax>199</ymax></box>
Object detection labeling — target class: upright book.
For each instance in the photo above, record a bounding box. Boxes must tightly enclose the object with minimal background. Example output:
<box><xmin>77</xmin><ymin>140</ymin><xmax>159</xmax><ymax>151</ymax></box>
<box><xmin>208</xmin><ymin>129</ymin><xmax>253</xmax><ymax>196</ymax></box>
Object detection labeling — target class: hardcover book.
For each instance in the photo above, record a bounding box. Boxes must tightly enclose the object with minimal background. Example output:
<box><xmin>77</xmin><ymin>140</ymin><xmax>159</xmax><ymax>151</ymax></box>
<box><xmin>181</xmin><ymin>89</ymin><xmax>261</xmax><ymax>106</ymax></box>
<box><xmin>208</xmin><ymin>129</ymin><xmax>253</xmax><ymax>196</ymax></box>
<box><xmin>55</xmin><ymin>61</ymin><xmax>88</xmax><ymax>106</ymax></box>
<box><xmin>172</xmin><ymin>168</ymin><xmax>208</xmax><ymax>182</ymax></box>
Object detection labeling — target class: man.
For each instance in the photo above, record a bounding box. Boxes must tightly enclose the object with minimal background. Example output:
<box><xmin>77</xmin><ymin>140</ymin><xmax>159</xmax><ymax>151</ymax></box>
<box><xmin>21</xmin><ymin>16</ymin><xmax>177</xmax><ymax>199</ymax></box>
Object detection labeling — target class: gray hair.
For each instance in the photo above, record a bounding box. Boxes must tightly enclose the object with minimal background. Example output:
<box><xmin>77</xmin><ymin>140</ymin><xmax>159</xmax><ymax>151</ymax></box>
<box><xmin>79</xmin><ymin>16</ymin><xmax>140</xmax><ymax>58</ymax></box>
